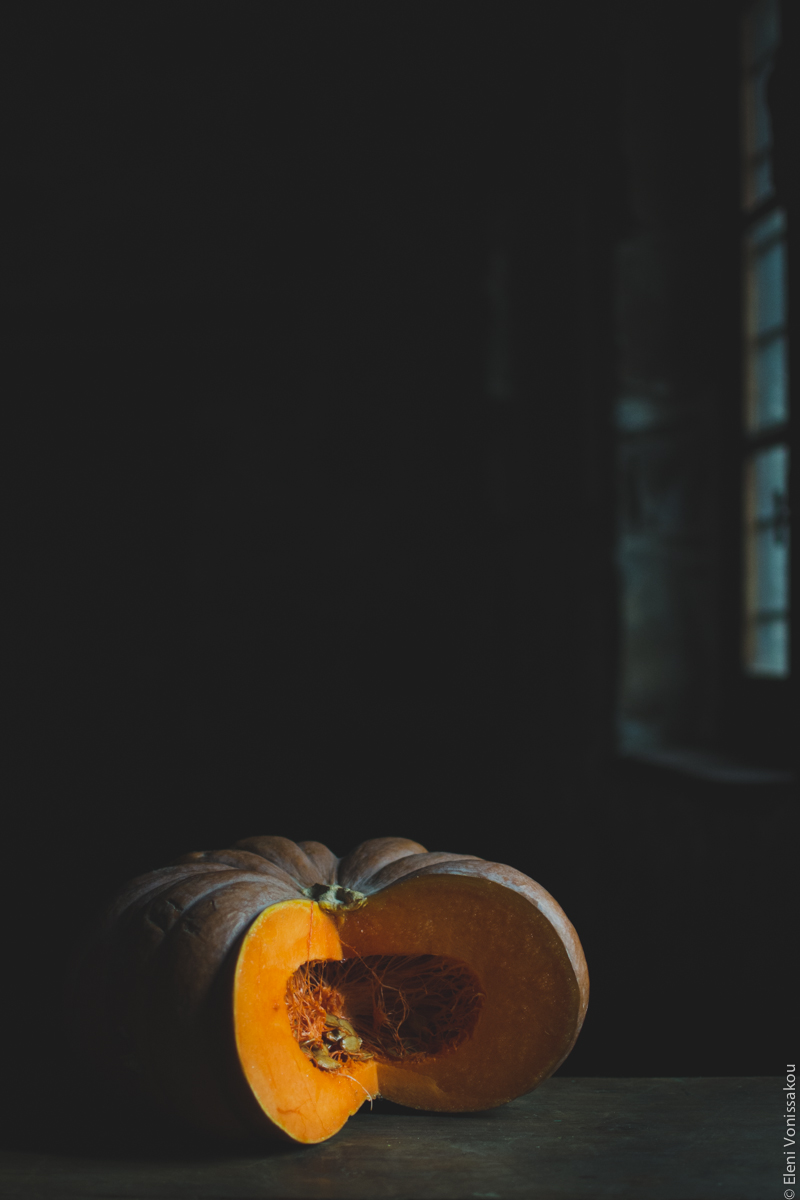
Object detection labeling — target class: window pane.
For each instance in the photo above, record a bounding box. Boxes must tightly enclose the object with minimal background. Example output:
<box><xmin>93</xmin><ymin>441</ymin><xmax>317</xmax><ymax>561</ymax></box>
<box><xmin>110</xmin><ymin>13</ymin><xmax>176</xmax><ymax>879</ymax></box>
<box><xmin>750</xmin><ymin>335</ymin><xmax>788</xmax><ymax>429</ymax></box>
<box><xmin>751</xmin><ymin>208</ymin><xmax>786</xmax><ymax>245</ymax></box>
<box><xmin>752</xmin><ymin>442</ymin><xmax>788</xmax><ymax>520</ymax></box>
<box><xmin>744</xmin><ymin>445</ymin><xmax>791</xmax><ymax>676</ymax></box>
<box><xmin>743</xmin><ymin>214</ymin><xmax>789</xmax><ymax>427</ymax></box>
<box><xmin>753</xmin><ymin>238</ymin><xmax>786</xmax><ymax>334</ymax></box>
<box><xmin>749</xmin><ymin>156</ymin><xmax>773</xmax><ymax>207</ymax></box>
<box><xmin>754</xmin><ymin>526</ymin><xmax>789</xmax><ymax>611</ymax></box>
<box><xmin>745</xmin><ymin>214</ymin><xmax>787</xmax><ymax>340</ymax></box>
<box><xmin>743</xmin><ymin>64</ymin><xmax>773</xmax><ymax>158</ymax></box>
<box><xmin>748</xmin><ymin>616</ymin><xmax>789</xmax><ymax>676</ymax></box>
<box><xmin>743</xmin><ymin>0</ymin><xmax>780</xmax><ymax>69</ymax></box>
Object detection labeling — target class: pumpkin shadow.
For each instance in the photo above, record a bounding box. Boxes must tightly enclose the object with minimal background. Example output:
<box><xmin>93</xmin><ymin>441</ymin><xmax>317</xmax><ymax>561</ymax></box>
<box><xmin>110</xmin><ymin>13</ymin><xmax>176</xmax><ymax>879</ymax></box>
<box><xmin>2</xmin><ymin>1081</ymin><xmax>496</xmax><ymax>1158</ymax></box>
<box><xmin>0</xmin><ymin>1077</ymin><xmax>301</xmax><ymax>1160</ymax></box>
<box><xmin>3</xmin><ymin>1114</ymin><xmax>304</xmax><ymax>1161</ymax></box>
<box><xmin>354</xmin><ymin>1097</ymin><xmax>503</xmax><ymax>1119</ymax></box>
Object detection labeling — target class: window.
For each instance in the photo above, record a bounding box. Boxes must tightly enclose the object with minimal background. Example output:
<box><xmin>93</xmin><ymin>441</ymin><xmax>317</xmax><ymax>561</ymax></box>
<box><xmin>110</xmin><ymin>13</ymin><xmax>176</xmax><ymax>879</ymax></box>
<box><xmin>740</xmin><ymin>0</ymin><xmax>791</xmax><ymax>677</ymax></box>
<box><xmin>613</xmin><ymin>0</ymin><xmax>794</xmax><ymax>770</ymax></box>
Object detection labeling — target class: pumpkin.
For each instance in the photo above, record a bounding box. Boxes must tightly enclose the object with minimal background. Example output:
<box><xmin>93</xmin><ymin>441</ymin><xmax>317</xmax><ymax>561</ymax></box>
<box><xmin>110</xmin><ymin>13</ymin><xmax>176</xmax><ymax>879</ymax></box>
<box><xmin>68</xmin><ymin>836</ymin><xmax>588</xmax><ymax>1145</ymax></box>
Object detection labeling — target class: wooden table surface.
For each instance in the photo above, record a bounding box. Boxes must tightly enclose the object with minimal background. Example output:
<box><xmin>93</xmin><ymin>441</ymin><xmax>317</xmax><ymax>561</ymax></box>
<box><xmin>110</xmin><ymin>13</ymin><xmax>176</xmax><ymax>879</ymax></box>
<box><xmin>0</xmin><ymin>1077</ymin><xmax>774</xmax><ymax>1200</ymax></box>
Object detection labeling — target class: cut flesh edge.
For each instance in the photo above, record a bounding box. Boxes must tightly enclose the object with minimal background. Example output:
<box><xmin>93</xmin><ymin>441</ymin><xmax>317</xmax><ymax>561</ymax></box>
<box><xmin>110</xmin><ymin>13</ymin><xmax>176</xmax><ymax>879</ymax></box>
<box><xmin>233</xmin><ymin>873</ymin><xmax>582</xmax><ymax>1145</ymax></box>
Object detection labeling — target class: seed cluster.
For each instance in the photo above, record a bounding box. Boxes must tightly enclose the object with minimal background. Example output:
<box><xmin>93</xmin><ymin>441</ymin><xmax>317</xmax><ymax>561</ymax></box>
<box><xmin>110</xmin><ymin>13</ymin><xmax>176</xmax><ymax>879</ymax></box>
<box><xmin>286</xmin><ymin>968</ymin><xmax>375</xmax><ymax>1070</ymax></box>
<box><xmin>305</xmin><ymin>1012</ymin><xmax>375</xmax><ymax>1072</ymax></box>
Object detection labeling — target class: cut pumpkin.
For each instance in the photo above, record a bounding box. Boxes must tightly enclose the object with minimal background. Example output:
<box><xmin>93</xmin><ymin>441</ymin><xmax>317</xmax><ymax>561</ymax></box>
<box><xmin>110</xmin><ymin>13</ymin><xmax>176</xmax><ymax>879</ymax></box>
<box><xmin>68</xmin><ymin>837</ymin><xmax>588</xmax><ymax>1145</ymax></box>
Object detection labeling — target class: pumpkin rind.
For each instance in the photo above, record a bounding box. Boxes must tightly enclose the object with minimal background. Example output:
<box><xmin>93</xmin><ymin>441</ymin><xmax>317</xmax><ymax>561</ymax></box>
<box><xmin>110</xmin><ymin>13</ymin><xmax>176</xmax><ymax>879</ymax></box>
<box><xmin>67</xmin><ymin>836</ymin><xmax>588</xmax><ymax>1143</ymax></box>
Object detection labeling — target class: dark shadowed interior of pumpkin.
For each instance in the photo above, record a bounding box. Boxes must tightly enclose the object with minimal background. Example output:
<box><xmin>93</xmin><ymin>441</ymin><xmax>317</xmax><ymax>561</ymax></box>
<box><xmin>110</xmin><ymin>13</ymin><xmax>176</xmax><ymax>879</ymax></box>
<box><xmin>286</xmin><ymin>953</ymin><xmax>484</xmax><ymax>1069</ymax></box>
<box><xmin>233</xmin><ymin>873</ymin><xmax>582</xmax><ymax>1144</ymax></box>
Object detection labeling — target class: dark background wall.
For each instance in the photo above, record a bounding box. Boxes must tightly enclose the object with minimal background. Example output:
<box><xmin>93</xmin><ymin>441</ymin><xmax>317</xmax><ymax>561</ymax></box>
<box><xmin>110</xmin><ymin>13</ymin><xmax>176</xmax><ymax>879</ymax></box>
<box><xmin>4</xmin><ymin>0</ymin><xmax>795</xmax><ymax>1145</ymax></box>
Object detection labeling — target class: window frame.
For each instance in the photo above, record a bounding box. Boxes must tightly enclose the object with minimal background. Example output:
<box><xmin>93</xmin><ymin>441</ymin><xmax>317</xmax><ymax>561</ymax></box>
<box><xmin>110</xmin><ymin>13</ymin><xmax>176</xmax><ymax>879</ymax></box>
<box><xmin>723</xmin><ymin>0</ymin><xmax>795</xmax><ymax>768</ymax></box>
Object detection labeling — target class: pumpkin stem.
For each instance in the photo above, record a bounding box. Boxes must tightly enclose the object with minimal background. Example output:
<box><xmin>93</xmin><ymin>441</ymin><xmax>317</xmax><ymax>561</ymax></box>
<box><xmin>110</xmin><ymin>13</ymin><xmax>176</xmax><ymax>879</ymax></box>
<box><xmin>304</xmin><ymin>884</ymin><xmax>368</xmax><ymax>913</ymax></box>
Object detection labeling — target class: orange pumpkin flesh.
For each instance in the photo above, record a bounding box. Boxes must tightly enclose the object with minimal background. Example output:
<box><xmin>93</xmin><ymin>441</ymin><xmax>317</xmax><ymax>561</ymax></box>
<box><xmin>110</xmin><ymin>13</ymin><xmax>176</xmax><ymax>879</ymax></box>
<box><xmin>234</xmin><ymin>873</ymin><xmax>584</xmax><ymax>1144</ymax></box>
<box><xmin>68</xmin><ymin>837</ymin><xmax>588</xmax><ymax>1146</ymax></box>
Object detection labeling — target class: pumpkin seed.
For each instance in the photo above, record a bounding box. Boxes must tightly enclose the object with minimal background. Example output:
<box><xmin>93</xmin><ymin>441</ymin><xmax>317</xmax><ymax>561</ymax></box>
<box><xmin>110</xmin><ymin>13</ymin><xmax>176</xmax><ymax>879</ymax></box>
<box><xmin>324</xmin><ymin>1014</ymin><xmax>357</xmax><ymax>1037</ymax></box>
<box><xmin>311</xmin><ymin>1049</ymin><xmax>340</xmax><ymax>1071</ymax></box>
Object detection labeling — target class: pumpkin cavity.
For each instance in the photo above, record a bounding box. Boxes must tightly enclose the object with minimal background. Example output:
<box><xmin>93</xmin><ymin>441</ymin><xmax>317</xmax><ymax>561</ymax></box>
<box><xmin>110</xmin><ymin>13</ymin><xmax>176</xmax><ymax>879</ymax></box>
<box><xmin>286</xmin><ymin>953</ymin><xmax>484</xmax><ymax>1069</ymax></box>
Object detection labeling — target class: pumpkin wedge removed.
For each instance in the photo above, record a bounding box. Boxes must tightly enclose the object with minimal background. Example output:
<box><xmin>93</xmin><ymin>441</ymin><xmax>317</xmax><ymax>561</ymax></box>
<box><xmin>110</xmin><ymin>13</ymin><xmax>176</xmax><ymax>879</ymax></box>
<box><xmin>69</xmin><ymin>837</ymin><xmax>588</xmax><ymax>1145</ymax></box>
